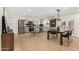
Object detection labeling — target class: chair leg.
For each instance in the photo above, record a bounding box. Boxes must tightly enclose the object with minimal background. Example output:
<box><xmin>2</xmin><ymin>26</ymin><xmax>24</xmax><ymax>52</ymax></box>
<box><xmin>55</xmin><ymin>34</ymin><xmax>58</xmax><ymax>39</ymax></box>
<box><xmin>67</xmin><ymin>36</ymin><xmax>72</xmax><ymax>44</ymax></box>
<box><xmin>63</xmin><ymin>36</ymin><xmax>73</xmax><ymax>46</ymax></box>
<box><xmin>70</xmin><ymin>36</ymin><xmax>73</xmax><ymax>43</ymax></box>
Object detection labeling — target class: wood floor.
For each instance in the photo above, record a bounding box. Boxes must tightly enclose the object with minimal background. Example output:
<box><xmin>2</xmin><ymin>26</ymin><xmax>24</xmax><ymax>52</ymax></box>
<box><xmin>14</xmin><ymin>32</ymin><xmax>79</xmax><ymax>51</ymax></box>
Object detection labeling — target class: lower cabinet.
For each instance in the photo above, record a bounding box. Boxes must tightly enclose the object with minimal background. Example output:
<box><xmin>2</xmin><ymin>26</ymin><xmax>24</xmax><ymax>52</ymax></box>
<box><xmin>1</xmin><ymin>32</ymin><xmax>14</xmax><ymax>51</ymax></box>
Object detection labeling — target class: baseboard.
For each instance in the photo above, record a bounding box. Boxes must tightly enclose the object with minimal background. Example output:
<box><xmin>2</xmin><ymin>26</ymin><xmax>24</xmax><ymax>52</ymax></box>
<box><xmin>72</xmin><ymin>35</ymin><xmax>79</xmax><ymax>38</ymax></box>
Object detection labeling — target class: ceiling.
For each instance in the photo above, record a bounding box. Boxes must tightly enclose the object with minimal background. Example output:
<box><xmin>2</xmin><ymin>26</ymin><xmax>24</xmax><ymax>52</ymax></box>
<box><xmin>1</xmin><ymin>7</ymin><xmax>79</xmax><ymax>19</ymax></box>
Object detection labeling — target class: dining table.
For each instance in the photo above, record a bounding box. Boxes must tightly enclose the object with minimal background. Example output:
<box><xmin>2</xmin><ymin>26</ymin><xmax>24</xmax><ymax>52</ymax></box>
<box><xmin>47</xmin><ymin>29</ymin><xmax>68</xmax><ymax>45</ymax></box>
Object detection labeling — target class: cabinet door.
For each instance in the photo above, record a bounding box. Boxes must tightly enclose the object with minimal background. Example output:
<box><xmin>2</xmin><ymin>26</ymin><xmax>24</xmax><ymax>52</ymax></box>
<box><xmin>1</xmin><ymin>34</ymin><xmax>6</xmax><ymax>50</ymax></box>
<box><xmin>1</xmin><ymin>33</ymin><xmax>14</xmax><ymax>51</ymax></box>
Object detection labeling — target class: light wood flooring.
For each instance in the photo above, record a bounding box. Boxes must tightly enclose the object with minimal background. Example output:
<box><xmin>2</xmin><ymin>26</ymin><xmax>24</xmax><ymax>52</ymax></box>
<box><xmin>14</xmin><ymin>32</ymin><xmax>79</xmax><ymax>51</ymax></box>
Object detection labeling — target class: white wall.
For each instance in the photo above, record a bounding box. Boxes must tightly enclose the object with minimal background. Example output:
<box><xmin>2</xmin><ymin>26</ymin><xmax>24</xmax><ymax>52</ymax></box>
<box><xmin>62</xmin><ymin>13</ymin><xmax>79</xmax><ymax>37</ymax></box>
<box><xmin>6</xmin><ymin>16</ymin><xmax>18</xmax><ymax>34</ymax></box>
<box><xmin>0</xmin><ymin>8</ymin><xmax>3</xmax><ymax>49</ymax></box>
<box><xmin>0</xmin><ymin>16</ymin><xmax>2</xmax><ymax>36</ymax></box>
<box><xmin>0</xmin><ymin>17</ymin><xmax>1</xmax><ymax>49</ymax></box>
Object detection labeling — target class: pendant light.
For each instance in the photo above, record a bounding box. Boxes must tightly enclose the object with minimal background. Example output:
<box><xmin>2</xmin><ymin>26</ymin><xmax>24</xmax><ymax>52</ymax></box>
<box><xmin>56</xmin><ymin>9</ymin><xmax>61</xmax><ymax>21</ymax></box>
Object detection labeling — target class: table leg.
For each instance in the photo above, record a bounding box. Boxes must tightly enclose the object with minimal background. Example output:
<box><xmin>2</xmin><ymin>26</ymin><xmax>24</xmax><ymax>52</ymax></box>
<box><xmin>47</xmin><ymin>31</ymin><xmax>49</xmax><ymax>40</ymax></box>
<box><xmin>60</xmin><ymin>33</ymin><xmax>63</xmax><ymax>45</ymax></box>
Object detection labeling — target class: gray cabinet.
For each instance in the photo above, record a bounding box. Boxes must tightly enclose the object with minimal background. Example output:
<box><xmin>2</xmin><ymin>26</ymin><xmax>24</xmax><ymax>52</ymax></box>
<box><xmin>18</xmin><ymin>20</ymin><xmax>26</xmax><ymax>34</ymax></box>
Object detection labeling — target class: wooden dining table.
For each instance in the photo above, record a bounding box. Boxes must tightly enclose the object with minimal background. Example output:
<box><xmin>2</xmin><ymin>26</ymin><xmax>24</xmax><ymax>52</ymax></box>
<box><xmin>47</xmin><ymin>29</ymin><xmax>68</xmax><ymax>45</ymax></box>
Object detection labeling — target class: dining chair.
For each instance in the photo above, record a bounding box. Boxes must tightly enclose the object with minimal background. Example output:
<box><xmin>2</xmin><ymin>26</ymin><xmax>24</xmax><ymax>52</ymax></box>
<box><xmin>49</xmin><ymin>26</ymin><xmax>60</xmax><ymax>39</ymax></box>
<box><xmin>62</xmin><ymin>30</ymin><xmax>73</xmax><ymax>45</ymax></box>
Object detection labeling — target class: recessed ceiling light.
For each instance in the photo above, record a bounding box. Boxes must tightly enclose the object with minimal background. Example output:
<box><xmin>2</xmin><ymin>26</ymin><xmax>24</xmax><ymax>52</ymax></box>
<box><xmin>24</xmin><ymin>12</ymin><xmax>27</xmax><ymax>15</ymax></box>
<box><xmin>28</xmin><ymin>8</ymin><xmax>31</xmax><ymax>12</ymax></box>
<box><xmin>41</xmin><ymin>12</ymin><xmax>44</xmax><ymax>15</ymax></box>
<box><xmin>63</xmin><ymin>7</ymin><xmax>68</xmax><ymax>10</ymax></box>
